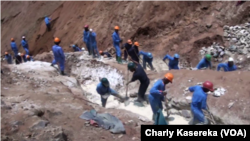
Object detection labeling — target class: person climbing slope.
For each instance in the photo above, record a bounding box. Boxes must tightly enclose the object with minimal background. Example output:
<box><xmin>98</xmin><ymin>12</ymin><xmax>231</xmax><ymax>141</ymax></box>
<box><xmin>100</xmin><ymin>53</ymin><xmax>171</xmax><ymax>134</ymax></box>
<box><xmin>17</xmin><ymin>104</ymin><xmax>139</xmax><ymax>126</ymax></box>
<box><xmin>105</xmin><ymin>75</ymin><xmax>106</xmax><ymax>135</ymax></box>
<box><xmin>44</xmin><ymin>15</ymin><xmax>51</xmax><ymax>31</ymax></box>
<box><xmin>15</xmin><ymin>53</ymin><xmax>22</xmax><ymax>64</ymax></box>
<box><xmin>51</xmin><ymin>37</ymin><xmax>66</xmax><ymax>75</ymax></box>
<box><xmin>217</xmin><ymin>57</ymin><xmax>237</xmax><ymax>72</ymax></box>
<box><xmin>26</xmin><ymin>55</ymin><xmax>34</xmax><ymax>61</ymax></box>
<box><xmin>83</xmin><ymin>25</ymin><xmax>91</xmax><ymax>55</ymax></box>
<box><xmin>96</xmin><ymin>78</ymin><xmax>126</xmax><ymax>107</ymax></box>
<box><xmin>188</xmin><ymin>81</ymin><xmax>214</xmax><ymax>125</ymax></box>
<box><xmin>196</xmin><ymin>54</ymin><xmax>212</xmax><ymax>70</ymax></box>
<box><xmin>4</xmin><ymin>52</ymin><xmax>12</xmax><ymax>64</ymax></box>
<box><xmin>112</xmin><ymin>26</ymin><xmax>122</xmax><ymax>64</ymax></box>
<box><xmin>70</xmin><ymin>44</ymin><xmax>81</xmax><ymax>52</ymax></box>
<box><xmin>126</xmin><ymin>62</ymin><xmax>150</xmax><ymax>103</ymax></box>
<box><xmin>99</xmin><ymin>50</ymin><xmax>112</xmax><ymax>58</ymax></box>
<box><xmin>10</xmin><ymin>38</ymin><xmax>18</xmax><ymax>57</ymax></box>
<box><xmin>21</xmin><ymin>36</ymin><xmax>29</xmax><ymax>55</ymax></box>
<box><xmin>148</xmin><ymin>73</ymin><xmax>173</xmax><ymax>120</ymax></box>
<box><xmin>162</xmin><ymin>53</ymin><xmax>179</xmax><ymax>70</ymax></box>
<box><xmin>21</xmin><ymin>53</ymin><xmax>27</xmax><ymax>62</ymax></box>
<box><xmin>139</xmin><ymin>51</ymin><xmax>154</xmax><ymax>70</ymax></box>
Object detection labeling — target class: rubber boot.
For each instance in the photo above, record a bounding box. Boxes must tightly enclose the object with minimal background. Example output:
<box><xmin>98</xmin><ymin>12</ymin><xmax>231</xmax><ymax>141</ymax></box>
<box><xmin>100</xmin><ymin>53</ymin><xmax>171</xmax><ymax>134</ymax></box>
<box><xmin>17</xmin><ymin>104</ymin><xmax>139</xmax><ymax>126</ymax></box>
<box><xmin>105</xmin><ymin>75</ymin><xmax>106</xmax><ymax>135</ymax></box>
<box><xmin>116</xmin><ymin>55</ymin><xmax>118</xmax><ymax>61</ymax></box>
<box><xmin>118</xmin><ymin>57</ymin><xmax>122</xmax><ymax>64</ymax></box>
<box><xmin>60</xmin><ymin>71</ymin><xmax>66</xmax><ymax>75</ymax></box>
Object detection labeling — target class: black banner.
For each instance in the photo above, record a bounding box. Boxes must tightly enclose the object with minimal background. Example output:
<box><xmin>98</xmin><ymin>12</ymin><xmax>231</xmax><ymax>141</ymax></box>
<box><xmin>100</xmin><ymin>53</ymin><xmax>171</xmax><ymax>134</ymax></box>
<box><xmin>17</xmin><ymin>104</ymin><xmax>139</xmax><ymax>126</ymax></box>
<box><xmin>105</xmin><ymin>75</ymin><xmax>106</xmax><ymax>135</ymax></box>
<box><xmin>141</xmin><ymin>125</ymin><xmax>248</xmax><ymax>139</ymax></box>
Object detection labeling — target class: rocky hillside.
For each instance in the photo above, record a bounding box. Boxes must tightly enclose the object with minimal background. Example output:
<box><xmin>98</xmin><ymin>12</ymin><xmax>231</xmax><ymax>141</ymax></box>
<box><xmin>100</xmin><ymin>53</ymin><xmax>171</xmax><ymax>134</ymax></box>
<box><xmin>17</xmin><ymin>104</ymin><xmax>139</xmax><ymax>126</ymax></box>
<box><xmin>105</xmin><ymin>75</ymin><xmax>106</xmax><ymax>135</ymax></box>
<box><xmin>1</xmin><ymin>1</ymin><xmax>250</xmax><ymax>66</ymax></box>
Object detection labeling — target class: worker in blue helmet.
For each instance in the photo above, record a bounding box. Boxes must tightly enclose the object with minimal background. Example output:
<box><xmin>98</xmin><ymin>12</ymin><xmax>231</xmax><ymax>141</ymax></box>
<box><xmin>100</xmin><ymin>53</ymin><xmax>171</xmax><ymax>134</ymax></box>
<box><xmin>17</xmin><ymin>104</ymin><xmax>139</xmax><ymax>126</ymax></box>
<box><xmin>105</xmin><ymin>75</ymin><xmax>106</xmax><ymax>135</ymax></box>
<box><xmin>163</xmin><ymin>53</ymin><xmax>180</xmax><ymax>70</ymax></box>
<box><xmin>139</xmin><ymin>51</ymin><xmax>154</xmax><ymax>70</ymax></box>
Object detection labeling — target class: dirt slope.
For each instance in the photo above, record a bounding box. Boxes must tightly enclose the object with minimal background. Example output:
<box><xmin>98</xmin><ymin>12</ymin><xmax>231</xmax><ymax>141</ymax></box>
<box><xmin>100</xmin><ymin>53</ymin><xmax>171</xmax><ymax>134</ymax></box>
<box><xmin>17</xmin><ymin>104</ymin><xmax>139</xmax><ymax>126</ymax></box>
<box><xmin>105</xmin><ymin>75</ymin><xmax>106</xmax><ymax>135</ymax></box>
<box><xmin>2</xmin><ymin>1</ymin><xmax>250</xmax><ymax>66</ymax></box>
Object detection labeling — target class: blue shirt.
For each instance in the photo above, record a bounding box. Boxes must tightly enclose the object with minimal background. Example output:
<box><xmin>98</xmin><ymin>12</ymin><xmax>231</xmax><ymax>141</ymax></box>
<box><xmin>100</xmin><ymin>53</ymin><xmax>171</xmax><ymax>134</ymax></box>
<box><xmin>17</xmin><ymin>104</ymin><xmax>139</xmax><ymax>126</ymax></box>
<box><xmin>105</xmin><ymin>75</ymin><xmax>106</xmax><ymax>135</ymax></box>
<box><xmin>196</xmin><ymin>58</ymin><xmax>211</xmax><ymax>69</ymax></box>
<box><xmin>149</xmin><ymin>79</ymin><xmax>165</xmax><ymax>101</ymax></box>
<box><xmin>139</xmin><ymin>51</ymin><xmax>153</xmax><ymax>61</ymax></box>
<box><xmin>96</xmin><ymin>83</ymin><xmax>112</xmax><ymax>95</ymax></box>
<box><xmin>10</xmin><ymin>42</ymin><xmax>17</xmax><ymax>50</ymax></box>
<box><xmin>21</xmin><ymin>39</ymin><xmax>28</xmax><ymax>49</ymax></box>
<box><xmin>189</xmin><ymin>85</ymin><xmax>207</xmax><ymax>122</ymax></box>
<box><xmin>217</xmin><ymin>63</ymin><xmax>237</xmax><ymax>72</ymax></box>
<box><xmin>163</xmin><ymin>54</ymin><xmax>179</xmax><ymax>69</ymax></box>
<box><xmin>44</xmin><ymin>17</ymin><xmax>50</xmax><ymax>24</ymax></box>
<box><xmin>83</xmin><ymin>30</ymin><xmax>90</xmax><ymax>43</ymax></box>
<box><xmin>112</xmin><ymin>31</ymin><xmax>120</xmax><ymax>46</ymax></box>
<box><xmin>52</xmin><ymin>45</ymin><xmax>65</xmax><ymax>62</ymax></box>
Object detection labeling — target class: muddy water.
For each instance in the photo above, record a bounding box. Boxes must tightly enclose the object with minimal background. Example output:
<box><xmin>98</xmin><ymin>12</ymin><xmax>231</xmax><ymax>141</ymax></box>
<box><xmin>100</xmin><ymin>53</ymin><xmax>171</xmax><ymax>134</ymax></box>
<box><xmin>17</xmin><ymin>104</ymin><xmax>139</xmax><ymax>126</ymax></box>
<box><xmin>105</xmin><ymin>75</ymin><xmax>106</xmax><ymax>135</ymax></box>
<box><xmin>78</xmin><ymin>58</ymin><xmax>188</xmax><ymax>124</ymax></box>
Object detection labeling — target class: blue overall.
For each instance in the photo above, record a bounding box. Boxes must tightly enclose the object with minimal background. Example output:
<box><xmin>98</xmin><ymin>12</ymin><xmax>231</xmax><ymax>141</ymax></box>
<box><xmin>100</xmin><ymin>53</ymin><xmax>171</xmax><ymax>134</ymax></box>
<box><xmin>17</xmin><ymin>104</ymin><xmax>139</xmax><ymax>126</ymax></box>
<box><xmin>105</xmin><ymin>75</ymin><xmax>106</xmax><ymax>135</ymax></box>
<box><xmin>5</xmin><ymin>54</ymin><xmax>12</xmax><ymax>64</ymax></box>
<box><xmin>51</xmin><ymin>45</ymin><xmax>65</xmax><ymax>71</ymax></box>
<box><xmin>44</xmin><ymin>17</ymin><xmax>51</xmax><ymax>31</ymax></box>
<box><xmin>83</xmin><ymin>30</ymin><xmax>91</xmax><ymax>54</ymax></box>
<box><xmin>189</xmin><ymin>85</ymin><xmax>207</xmax><ymax>123</ymax></box>
<box><xmin>148</xmin><ymin>79</ymin><xmax>165</xmax><ymax>115</ymax></box>
<box><xmin>72</xmin><ymin>45</ymin><xmax>81</xmax><ymax>52</ymax></box>
<box><xmin>196</xmin><ymin>58</ymin><xmax>211</xmax><ymax>69</ymax></box>
<box><xmin>139</xmin><ymin>51</ymin><xmax>153</xmax><ymax>70</ymax></box>
<box><xmin>217</xmin><ymin>63</ymin><xmax>237</xmax><ymax>72</ymax></box>
<box><xmin>89</xmin><ymin>32</ymin><xmax>100</xmax><ymax>57</ymax></box>
<box><xmin>96</xmin><ymin>82</ymin><xmax>118</xmax><ymax>106</ymax></box>
<box><xmin>22</xmin><ymin>55</ymin><xmax>27</xmax><ymax>62</ymax></box>
<box><xmin>163</xmin><ymin>54</ymin><xmax>179</xmax><ymax>70</ymax></box>
<box><xmin>10</xmin><ymin>41</ymin><xmax>18</xmax><ymax>56</ymax></box>
<box><xmin>21</xmin><ymin>39</ymin><xmax>29</xmax><ymax>55</ymax></box>
<box><xmin>112</xmin><ymin>31</ymin><xmax>121</xmax><ymax>57</ymax></box>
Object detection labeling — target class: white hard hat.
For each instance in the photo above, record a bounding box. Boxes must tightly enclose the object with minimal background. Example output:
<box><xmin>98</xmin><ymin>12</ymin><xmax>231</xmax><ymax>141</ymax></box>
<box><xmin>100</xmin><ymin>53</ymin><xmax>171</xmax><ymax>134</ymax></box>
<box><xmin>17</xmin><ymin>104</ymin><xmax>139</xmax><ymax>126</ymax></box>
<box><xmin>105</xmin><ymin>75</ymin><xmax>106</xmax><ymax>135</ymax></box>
<box><xmin>22</xmin><ymin>36</ymin><xmax>25</xmax><ymax>38</ymax></box>
<box><xmin>82</xmin><ymin>48</ymin><xmax>85</xmax><ymax>51</ymax></box>
<box><xmin>228</xmin><ymin>57</ymin><xmax>234</xmax><ymax>62</ymax></box>
<box><xmin>89</xmin><ymin>29</ymin><xmax>92</xmax><ymax>32</ymax></box>
<box><xmin>18</xmin><ymin>52</ymin><xmax>21</xmax><ymax>56</ymax></box>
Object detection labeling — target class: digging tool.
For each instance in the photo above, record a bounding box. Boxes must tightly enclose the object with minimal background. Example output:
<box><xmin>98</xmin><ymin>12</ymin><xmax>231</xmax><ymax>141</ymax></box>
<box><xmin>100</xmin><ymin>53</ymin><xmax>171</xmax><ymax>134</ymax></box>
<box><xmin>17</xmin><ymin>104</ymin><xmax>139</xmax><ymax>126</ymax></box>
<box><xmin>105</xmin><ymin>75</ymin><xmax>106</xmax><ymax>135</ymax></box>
<box><xmin>124</xmin><ymin>65</ymin><xmax>130</xmax><ymax>106</ymax></box>
<box><xmin>206</xmin><ymin>104</ymin><xmax>216</xmax><ymax>124</ymax></box>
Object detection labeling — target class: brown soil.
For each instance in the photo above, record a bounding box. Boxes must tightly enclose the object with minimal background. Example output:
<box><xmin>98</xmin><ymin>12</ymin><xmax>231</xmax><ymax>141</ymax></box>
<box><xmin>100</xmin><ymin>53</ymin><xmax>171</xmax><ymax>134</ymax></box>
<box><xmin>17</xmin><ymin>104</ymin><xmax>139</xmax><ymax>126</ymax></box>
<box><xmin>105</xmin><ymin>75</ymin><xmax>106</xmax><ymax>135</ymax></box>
<box><xmin>2</xmin><ymin>1</ymin><xmax>250</xmax><ymax>66</ymax></box>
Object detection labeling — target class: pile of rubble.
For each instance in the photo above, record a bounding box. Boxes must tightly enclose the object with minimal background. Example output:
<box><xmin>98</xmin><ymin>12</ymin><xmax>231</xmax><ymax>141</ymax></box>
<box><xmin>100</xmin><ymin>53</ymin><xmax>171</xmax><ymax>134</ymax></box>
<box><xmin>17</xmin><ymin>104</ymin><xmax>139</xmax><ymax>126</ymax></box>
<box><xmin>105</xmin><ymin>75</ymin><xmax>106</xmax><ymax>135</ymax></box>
<box><xmin>199</xmin><ymin>42</ymin><xmax>225</xmax><ymax>62</ymax></box>
<box><xmin>223</xmin><ymin>22</ymin><xmax>250</xmax><ymax>54</ymax></box>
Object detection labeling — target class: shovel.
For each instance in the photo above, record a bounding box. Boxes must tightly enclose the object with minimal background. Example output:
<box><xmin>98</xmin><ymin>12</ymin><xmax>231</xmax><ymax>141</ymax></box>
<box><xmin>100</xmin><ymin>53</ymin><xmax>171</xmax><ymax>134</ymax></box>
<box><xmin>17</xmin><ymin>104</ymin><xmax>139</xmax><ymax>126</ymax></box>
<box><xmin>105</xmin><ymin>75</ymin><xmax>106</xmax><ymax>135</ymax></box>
<box><xmin>124</xmin><ymin>67</ymin><xmax>130</xmax><ymax>106</ymax></box>
<box><xmin>206</xmin><ymin>104</ymin><xmax>216</xmax><ymax>124</ymax></box>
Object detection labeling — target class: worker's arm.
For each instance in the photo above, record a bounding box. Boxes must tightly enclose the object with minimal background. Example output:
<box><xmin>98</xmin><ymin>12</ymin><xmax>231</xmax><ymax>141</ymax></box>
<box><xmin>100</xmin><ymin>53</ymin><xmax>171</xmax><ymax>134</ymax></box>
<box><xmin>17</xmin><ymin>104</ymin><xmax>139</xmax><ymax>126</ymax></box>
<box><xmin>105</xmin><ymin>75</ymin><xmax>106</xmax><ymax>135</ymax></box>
<box><xmin>149</xmin><ymin>81</ymin><xmax>164</xmax><ymax>97</ymax></box>
<box><xmin>126</xmin><ymin>73</ymin><xmax>137</xmax><ymax>85</ymax></box>
<box><xmin>162</xmin><ymin>54</ymin><xmax>171</xmax><ymax>61</ymax></box>
<box><xmin>217</xmin><ymin>63</ymin><xmax>224</xmax><ymax>71</ymax></box>
<box><xmin>139</xmin><ymin>51</ymin><xmax>147</xmax><ymax>56</ymax></box>
<box><xmin>208</xmin><ymin>61</ymin><xmax>212</xmax><ymax>69</ymax></box>
<box><xmin>188</xmin><ymin>86</ymin><xmax>196</xmax><ymax>92</ymax></box>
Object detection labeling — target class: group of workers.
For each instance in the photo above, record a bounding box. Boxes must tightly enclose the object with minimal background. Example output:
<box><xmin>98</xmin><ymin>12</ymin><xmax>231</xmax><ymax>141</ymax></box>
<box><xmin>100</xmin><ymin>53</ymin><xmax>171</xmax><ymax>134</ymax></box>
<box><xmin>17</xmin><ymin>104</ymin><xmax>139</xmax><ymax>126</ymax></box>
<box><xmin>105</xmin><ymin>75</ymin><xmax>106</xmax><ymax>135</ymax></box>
<box><xmin>4</xmin><ymin>36</ymin><xmax>33</xmax><ymax>65</ymax></box>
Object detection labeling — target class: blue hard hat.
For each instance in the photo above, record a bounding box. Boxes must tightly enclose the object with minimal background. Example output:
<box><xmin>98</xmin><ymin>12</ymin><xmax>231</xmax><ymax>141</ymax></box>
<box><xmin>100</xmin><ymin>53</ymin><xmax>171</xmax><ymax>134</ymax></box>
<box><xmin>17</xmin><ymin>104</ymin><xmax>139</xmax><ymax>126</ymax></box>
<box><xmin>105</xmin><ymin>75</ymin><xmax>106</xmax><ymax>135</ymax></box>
<box><xmin>148</xmin><ymin>53</ymin><xmax>152</xmax><ymax>58</ymax></box>
<box><xmin>174</xmin><ymin>54</ymin><xmax>179</xmax><ymax>58</ymax></box>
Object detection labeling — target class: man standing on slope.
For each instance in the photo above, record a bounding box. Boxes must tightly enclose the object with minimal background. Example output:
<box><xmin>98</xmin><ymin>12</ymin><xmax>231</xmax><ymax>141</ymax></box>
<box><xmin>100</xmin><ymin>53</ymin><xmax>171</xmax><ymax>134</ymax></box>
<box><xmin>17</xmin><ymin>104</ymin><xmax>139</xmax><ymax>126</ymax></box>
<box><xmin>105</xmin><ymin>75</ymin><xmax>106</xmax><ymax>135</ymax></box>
<box><xmin>21</xmin><ymin>36</ymin><xmax>29</xmax><ymax>55</ymax></box>
<box><xmin>188</xmin><ymin>81</ymin><xmax>214</xmax><ymax>125</ymax></box>
<box><xmin>83</xmin><ymin>25</ymin><xmax>91</xmax><ymax>55</ymax></box>
<box><xmin>139</xmin><ymin>51</ymin><xmax>154</xmax><ymax>70</ymax></box>
<box><xmin>10</xmin><ymin>38</ymin><xmax>18</xmax><ymax>57</ymax></box>
<box><xmin>217</xmin><ymin>57</ymin><xmax>237</xmax><ymax>72</ymax></box>
<box><xmin>51</xmin><ymin>37</ymin><xmax>66</xmax><ymax>75</ymax></box>
<box><xmin>44</xmin><ymin>15</ymin><xmax>51</xmax><ymax>31</ymax></box>
<box><xmin>148</xmin><ymin>73</ymin><xmax>173</xmax><ymax>120</ymax></box>
<box><xmin>128</xmin><ymin>42</ymin><xmax>140</xmax><ymax>63</ymax></box>
<box><xmin>162</xmin><ymin>53</ymin><xmax>180</xmax><ymax>70</ymax></box>
<box><xmin>112</xmin><ymin>26</ymin><xmax>122</xmax><ymax>64</ymax></box>
<box><xmin>126</xmin><ymin>62</ymin><xmax>150</xmax><ymax>103</ymax></box>
<box><xmin>89</xmin><ymin>29</ymin><xmax>100</xmax><ymax>59</ymax></box>
<box><xmin>96</xmin><ymin>78</ymin><xmax>126</xmax><ymax>107</ymax></box>
<box><xmin>196</xmin><ymin>54</ymin><xmax>212</xmax><ymax>70</ymax></box>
